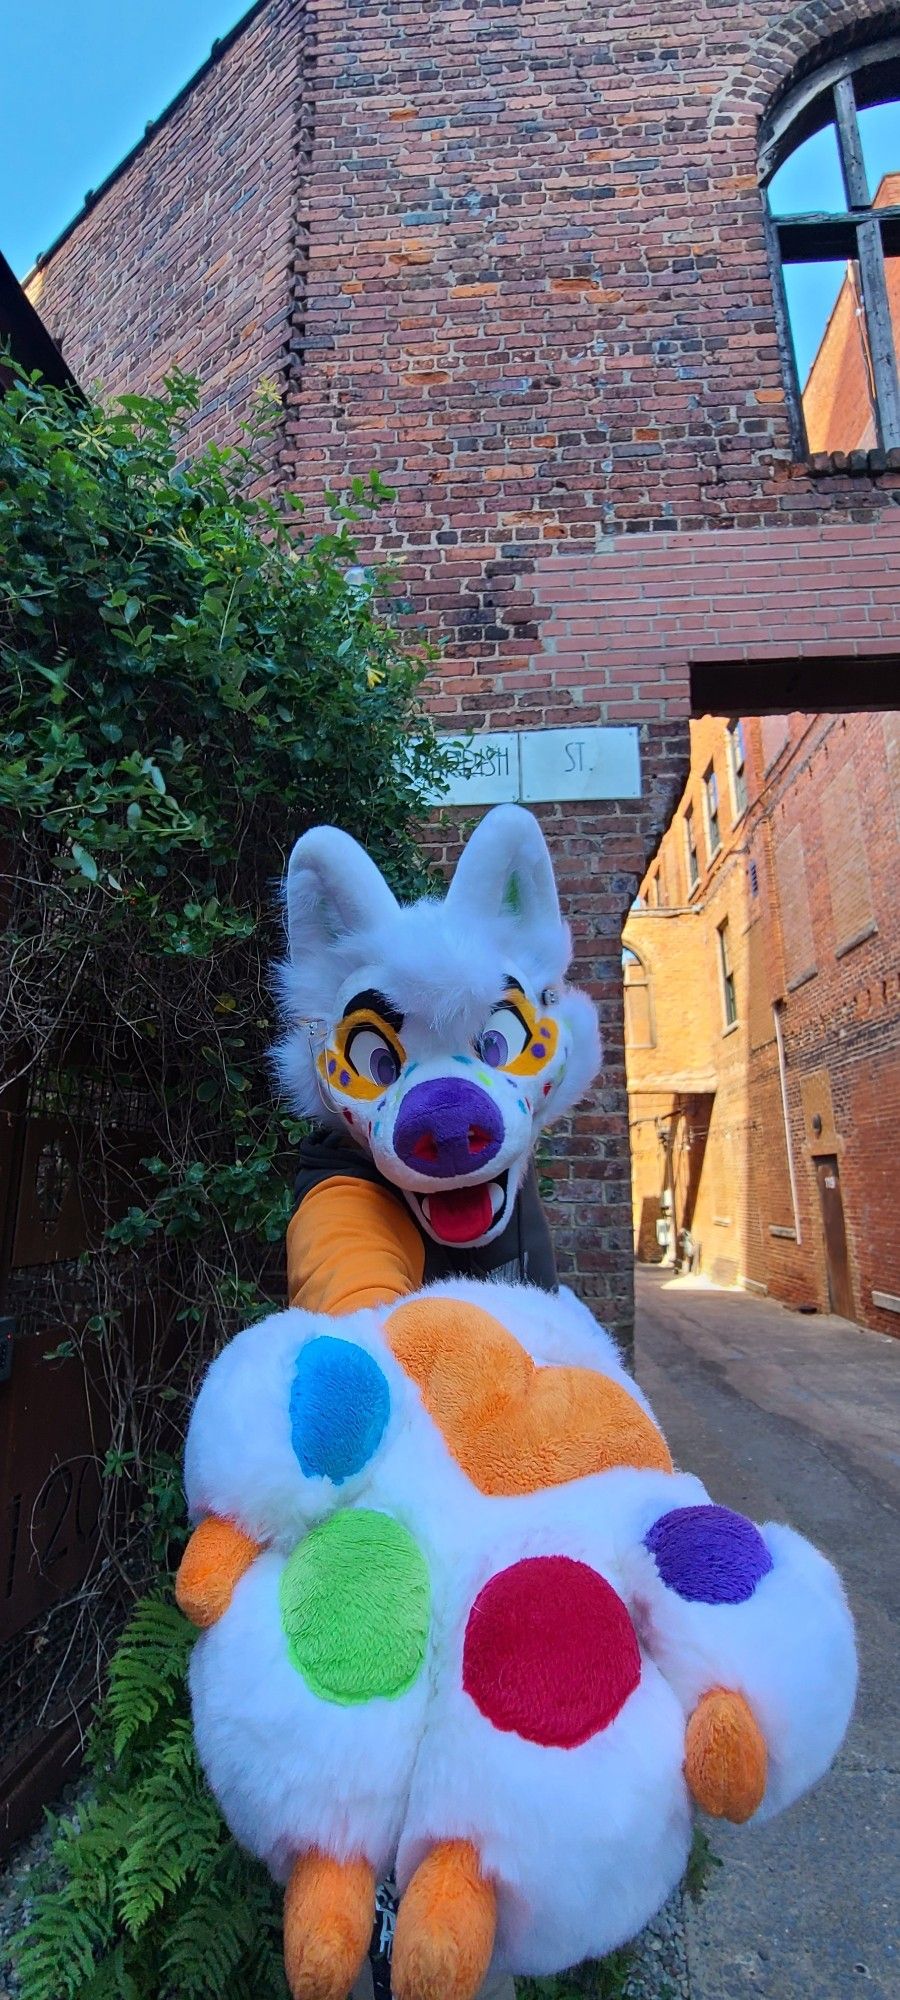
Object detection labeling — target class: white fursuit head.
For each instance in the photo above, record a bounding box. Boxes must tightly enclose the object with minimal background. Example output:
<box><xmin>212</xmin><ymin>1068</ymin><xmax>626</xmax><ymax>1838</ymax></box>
<box><xmin>274</xmin><ymin>805</ymin><xmax>601</xmax><ymax>1249</ymax></box>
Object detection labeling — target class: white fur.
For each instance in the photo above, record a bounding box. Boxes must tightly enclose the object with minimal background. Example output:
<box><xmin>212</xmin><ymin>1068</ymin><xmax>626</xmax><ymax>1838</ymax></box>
<box><xmin>623</xmin><ymin>1513</ymin><xmax>858</xmax><ymax>1823</ymax></box>
<box><xmin>396</xmin><ymin>1478</ymin><xmax>694</xmax><ymax>1973</ymax></box>
<box><xmin>190</xmin><ymin>1552</ymin><xmax>428</xmax><ymax>1884</ymax></box>
<box><xmin>184</xmin><ymin>1281</ymin><xmax>856</xmax><ymax>1975</ymax></box>
<box><xmin>184</xmin><ymin>1306</ymin><xmax>419</xmax><ymax>1551</ymax></box>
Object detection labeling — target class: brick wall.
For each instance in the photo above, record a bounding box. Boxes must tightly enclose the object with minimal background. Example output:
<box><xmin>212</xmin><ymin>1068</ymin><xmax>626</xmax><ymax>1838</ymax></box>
<box><xmin>625</xmin><ymin>711</ymin><xmax>900</xmax><ymax>1338</ymax></box>
<box><xmin>27</xmin><ymin>0</ymin><xmax>305</xmax><ymax>461</ymax></box>
<box><xmin>756</xmin><ymin>713</ymin><xmax>900</xmax><ymax>1336</ymax></box>
<box><xmin>26</xmin><ymin>0</ymin><xmax>900</xmax><ymax>1343</ymax></box>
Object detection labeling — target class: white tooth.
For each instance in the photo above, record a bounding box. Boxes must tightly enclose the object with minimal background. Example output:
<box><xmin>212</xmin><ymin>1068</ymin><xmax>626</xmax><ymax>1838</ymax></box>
<box><xmin>489</xmin><ymin>1181</ymin><xmax>504</xmax><ymax>1218</ymax></box>
<box><xmin>421</xmin><ymin>1196</ymin><xmax>431</xmax><ymax>1221</ymax></box>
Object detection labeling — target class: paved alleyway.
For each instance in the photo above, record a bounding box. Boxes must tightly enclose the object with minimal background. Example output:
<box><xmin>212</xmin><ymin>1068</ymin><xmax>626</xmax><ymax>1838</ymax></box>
<box><xmin>634</xmin><ymin>1268</ymin><xmax>899</xmax><ymax>2000</ymax></box>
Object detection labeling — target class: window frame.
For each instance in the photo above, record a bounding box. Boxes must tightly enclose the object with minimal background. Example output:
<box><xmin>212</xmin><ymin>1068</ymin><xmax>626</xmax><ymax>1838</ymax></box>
<box><xmin>727</xmin><ymin>718</ymin><xmax>748</xmax><ymax>819</ymax></box>
<box><xmin>717</xmin><ymin>918</ymin><xmax>738</xmax><ymax>1030</ymax></box>
<box><xmin>684</xmin><ymin>803</ymin><xmax>700</xmax><ymax>894</ymax></box>
<box><xmin>759</xmin><ymin>38</ymin><xmax>900</xmax><ymax>455</ymax></box>
<box><xmin>703</xmin><ymin>763</ymin><xmax>721</xmax><ymax>858</ymax></box>
<box><xmin>622</xmin><ymin>945</ymin><xmax>656</xmax><ymax>1049</ymax></box>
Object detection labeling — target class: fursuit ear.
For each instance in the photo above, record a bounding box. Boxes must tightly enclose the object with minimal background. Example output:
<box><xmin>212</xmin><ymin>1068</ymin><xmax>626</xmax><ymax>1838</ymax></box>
<box><xmin>285</xmin><ymin>827</ymin><xmax>398</xmax><ymax>965</ymax></box>
<box><xmin>446</xmin><ymin>805</ymin><xmax>562</xmax><ymax>934</ymax></box>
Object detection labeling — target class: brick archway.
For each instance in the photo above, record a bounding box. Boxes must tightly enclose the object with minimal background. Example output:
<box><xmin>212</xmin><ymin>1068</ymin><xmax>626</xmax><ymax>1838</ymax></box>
<box><xmin>708</xmin><ymin>0</ymin><xmax>900</xmax><ymax>130</ymax></box>
<box><xmin>530</xmin><ymin>519</ymin><xmax>900</xmax><ymax>740</ymax></box>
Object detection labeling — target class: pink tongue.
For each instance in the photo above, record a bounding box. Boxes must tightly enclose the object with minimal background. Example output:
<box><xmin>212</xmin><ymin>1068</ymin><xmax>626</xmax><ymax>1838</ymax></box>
<box><xmin>427</xmin><ymin>1183</ymin><xmax>495</xmax><ymax>1244</ymax></box>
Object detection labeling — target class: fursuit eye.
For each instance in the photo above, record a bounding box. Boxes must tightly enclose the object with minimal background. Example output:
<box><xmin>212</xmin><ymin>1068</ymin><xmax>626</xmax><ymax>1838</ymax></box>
<box><xmin>345</xmin><ymin>1027</ymin><xmax>401</xmax><ymax>1088</ymax></box>
<box><xmin>477</xmin><ymin>1004</ymin><xmax>530</xmax><ymax>1069</ymax></box>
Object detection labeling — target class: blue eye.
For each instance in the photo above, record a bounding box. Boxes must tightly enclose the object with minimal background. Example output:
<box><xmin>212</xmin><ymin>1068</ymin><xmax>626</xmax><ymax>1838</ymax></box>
<box><xmin>345</xmin><ymin>1026</ymin><xmax>401</xmax><ymax>1088</ymax></box>
<box><xmin>476</xmin><ymin>1004</ymin><xmax>530</xmax><ymax>1069</ymax></box>
<box><xmin>372</xmin><ymin>1045</ymin><xmax>400</xmax><ymax>1087</ymax></box>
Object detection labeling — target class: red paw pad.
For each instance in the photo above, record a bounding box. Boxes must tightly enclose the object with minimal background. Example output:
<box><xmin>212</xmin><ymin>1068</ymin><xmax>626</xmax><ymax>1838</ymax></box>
<box><xmin>462</xmin><ymin>1555</ymin><xmax>641</xmax><ymax>1748</ymax></box>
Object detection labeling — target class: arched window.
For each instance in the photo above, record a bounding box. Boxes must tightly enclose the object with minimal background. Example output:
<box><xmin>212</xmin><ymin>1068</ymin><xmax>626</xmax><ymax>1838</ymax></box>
<box><xmin>760</xmin><ymin>39</ymin><xmax>900</xmax><ymax>455</ymax></box>
<box><xmin>623</xmin><ymin>946</ymin><xmax>655</xmax><ymax>1050</ymax></box>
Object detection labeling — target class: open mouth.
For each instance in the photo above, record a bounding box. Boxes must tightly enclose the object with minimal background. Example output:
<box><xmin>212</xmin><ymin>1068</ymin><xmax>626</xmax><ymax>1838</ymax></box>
<box><xmin>411</xmin><ymin>1171</ymin><xmax>509</xmax><ymax>1246</ymax></box>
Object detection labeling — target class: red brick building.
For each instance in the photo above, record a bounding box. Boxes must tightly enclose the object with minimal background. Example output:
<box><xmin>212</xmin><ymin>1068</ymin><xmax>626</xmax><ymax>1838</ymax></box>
<box><xmin>625</xmin><ymin>710</ymin><xmax>899</xmax><ymax>1335</ymax></box>
<box><xmin>24</xmin><ymin>0</ymin><xmax>900</xmax><ymax>1343</ymax></box>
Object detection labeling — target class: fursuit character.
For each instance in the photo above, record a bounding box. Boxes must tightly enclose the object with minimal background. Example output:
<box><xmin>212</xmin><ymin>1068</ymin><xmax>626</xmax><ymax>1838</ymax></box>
<box><xmin>178</xmin><ymin>1279</ymin><xmax>857</xmax><ymax>2000</ymax></box>
<box><xmin>276</xmin><ymin>804</ymin><xmax>602</xmax><ymax>1313</ymax></box>
<box><xmin>176</xmin><ymin>809</ymin><xmax>856</xmax><ymax>2000</ymax></box>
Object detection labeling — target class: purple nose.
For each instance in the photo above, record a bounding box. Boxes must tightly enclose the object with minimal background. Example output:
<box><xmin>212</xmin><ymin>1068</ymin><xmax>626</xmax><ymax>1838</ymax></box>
<box><xmin>393</xmin><ymin>1078</ymin><xmax>504</xmax><ymax>1179</ymax></box>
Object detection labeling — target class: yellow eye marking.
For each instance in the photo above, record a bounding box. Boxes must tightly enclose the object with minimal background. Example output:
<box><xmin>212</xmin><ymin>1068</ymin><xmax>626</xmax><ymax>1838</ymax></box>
<box><xmin>485</xmin><ymin>988</ymin><xmax>560</xmax><ymax>1077</ymax></box>
<box><xmin>322</xmin><ymin>1009</ymin><xmax>406</xmax><ymax>1102</ymax></box>
<box><xmin>504</xmin><ymin>1015</ymin><xmax>559</xmax><ymax>1076</ymax></box>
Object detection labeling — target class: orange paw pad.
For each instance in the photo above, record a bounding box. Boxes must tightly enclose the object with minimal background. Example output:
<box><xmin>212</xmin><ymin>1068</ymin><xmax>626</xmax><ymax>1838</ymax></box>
<box><xmin>384</xmin><ymin>1297</ymin><xmax>671</xmax><ymax>1493</ymax></box>
<box><xmin>175</xmin><ymin>1515</ymin><xmax>261</xmax><ymax>1628</ymax></box>
<box><xmin>393</xmin><ymin>1840</ymin><xmax>496</xmax><ymax>2000</ymax></box>
<box><xmin>684</xmin><ymin>1687</ymin><xmax>768</xmax><ymax>1822</ymax></box>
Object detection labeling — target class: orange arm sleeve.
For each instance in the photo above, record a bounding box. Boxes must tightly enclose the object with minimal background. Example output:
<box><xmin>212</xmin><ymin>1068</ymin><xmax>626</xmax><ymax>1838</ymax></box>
<box><xmin>286</xmin><ymin>1175</ymin><xmax>425</xmax><ymax>1315</ymax></box>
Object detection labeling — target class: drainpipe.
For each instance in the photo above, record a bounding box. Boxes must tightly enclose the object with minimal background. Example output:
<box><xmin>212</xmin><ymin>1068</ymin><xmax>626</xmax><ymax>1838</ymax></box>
<box><xmin>773</xmin><ymin>1002</ymin><xmax>802</xmax><ymax>1244</ymax></box>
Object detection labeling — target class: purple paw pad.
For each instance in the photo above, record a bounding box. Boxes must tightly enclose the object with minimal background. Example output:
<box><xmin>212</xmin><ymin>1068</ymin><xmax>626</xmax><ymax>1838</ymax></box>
<box><xmin>644</xmin><ymin>1505</ymin><xmax>773</xmax><ymax>1605</ymax></box>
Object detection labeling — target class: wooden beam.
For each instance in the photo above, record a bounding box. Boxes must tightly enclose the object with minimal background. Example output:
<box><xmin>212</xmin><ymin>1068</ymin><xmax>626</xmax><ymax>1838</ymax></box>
<box><xmin>690</xmin><ymin>656</ymin><xmax>900</xmax><ymax>718</ymax></box>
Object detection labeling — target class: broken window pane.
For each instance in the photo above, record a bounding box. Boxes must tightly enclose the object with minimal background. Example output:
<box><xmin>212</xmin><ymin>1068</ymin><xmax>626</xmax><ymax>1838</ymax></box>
<box><xmin>782</xmin><ymin>258</ymin><xmax>878</xmax><ymax>450</ymax></box>
<box><xmin>768</xmin><ymin>121</ymin><xmax>847</xmax><ymax>217</ymax></box>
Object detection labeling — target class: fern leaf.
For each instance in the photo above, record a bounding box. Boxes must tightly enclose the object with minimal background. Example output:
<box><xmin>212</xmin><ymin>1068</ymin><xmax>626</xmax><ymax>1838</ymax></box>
<box><xmin>106</xmin><ymin>1597</ymin><xmax>195</xmax><ymax>1760</ymax></box>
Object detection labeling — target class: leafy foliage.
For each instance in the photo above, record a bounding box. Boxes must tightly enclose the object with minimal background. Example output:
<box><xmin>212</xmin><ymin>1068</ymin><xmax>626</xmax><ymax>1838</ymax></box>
<box><xmin>12</xmin><ymin>1600</ymin><xmax>286</xmax><ymax>2000</ymax></box>
<box><xmin>0</xmin><ymin>362</ymin><xmax>447</xmax><ymax>1579</ymax></box>
<box><xmin>516</xmin><ymin>1952</ymin><xmax>632</xmax><ymax>1999</ymax></box>
<box><xmin>1</xmin><ymin>367</ymin><xmax>447</xmax><ymax>1996</ymax></box>
<box><xmin>683</xmin><ymin>1823</ymin><xmax>721</xmax><ymax>1903</ymax></box>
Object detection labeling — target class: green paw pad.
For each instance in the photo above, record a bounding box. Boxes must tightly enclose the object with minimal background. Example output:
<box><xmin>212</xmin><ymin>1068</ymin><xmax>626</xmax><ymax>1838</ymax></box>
<box><xmin>279</xmin><ymin>1509</ymin><xmax>430</xmax><ymax>1704</ymax></box>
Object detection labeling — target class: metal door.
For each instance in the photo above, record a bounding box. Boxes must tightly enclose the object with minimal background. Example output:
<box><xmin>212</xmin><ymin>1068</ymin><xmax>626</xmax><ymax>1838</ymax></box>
<box><xmin>815</xmin><ymin>1156</ymin><xmax>855</xmax><ymax>1321</ymax></box>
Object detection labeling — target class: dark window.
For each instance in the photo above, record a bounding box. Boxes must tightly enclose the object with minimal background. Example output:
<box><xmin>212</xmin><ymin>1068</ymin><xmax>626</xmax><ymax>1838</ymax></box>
<box><xmin>718</xmin><ymin>919</ymin><xmax>738</xmax><ymax>1028</ymax></box>
<box><xmin>749</xmin><ymin>859</ymin><xmax>759</xmax><ymax>897</ymax></box>
<box><xmin>760</xmin><ymin>41</ymin><xmax>900</xmax><ymax>454</ymax></box>
<box><xmin>704</xmin><ymin>765</ymin><xmax>721</xmax><ymax>856</ymax></box>
<box><xmin>623</xmin><ymin>946</ymin><xmax>654</xmax><ymax>1049</ymax></box>
<box><xmin>728</xmin><ymin>719</ymin><xmax>748</xmax><ymax>818</ymax></box>
<box><xmin>684</xmin><ymin>804</ymin><xmax>700</xmax><ymax>892</ymax></box>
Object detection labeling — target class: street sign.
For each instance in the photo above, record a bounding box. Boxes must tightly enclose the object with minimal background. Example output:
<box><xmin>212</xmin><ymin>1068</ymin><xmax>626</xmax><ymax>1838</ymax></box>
<box><xmin>428</xmin><ymin>726</ymin><xmax>641</xmax><ymax>806</ymax></box>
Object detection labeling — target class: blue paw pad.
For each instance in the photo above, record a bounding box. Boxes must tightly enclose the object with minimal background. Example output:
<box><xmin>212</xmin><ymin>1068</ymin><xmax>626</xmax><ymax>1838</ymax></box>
<box><xmin>290</xmin><ymin>1337</ymin><xmax>390</xmax><ymax>1484</ymax></box>
<box><xmin>644</xmin><ymin>1504</ymin><xmax>773</xmax><ymax>1605</ymax></box>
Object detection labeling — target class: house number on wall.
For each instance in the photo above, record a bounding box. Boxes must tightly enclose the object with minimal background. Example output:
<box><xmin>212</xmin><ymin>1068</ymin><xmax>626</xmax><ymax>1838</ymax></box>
<box><xmin>428</xmin><ymin>726</ymin><xmax>642</xmax><ymax>805</ymax></box>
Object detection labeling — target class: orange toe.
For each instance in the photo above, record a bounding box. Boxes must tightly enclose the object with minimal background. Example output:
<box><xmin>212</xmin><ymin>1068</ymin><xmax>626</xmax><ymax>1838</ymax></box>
<box><xmin>283</xmin><ymin>1849</ymin><xmax>375</xmax><ymax>2000</ymax></box>
<box><xmin>174</xmin><ymin>1515</ymin><xmax>260</xmax><ymax>1628</ymax></box>
<box><xmin>392</xmin><ymin>1839</ymin><xmax>497</xmax><ymax>2000</ymax></box>
<box><xmin>685</xmin><ymin>1687</ymin><xmax>768</xmax><ymax>1823</ymax></box>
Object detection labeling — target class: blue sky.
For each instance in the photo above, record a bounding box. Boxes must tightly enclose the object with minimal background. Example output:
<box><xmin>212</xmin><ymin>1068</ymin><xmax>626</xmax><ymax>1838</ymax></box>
<box><xmin>2</xmin><ymin>7</ymin><xmax>896</xmax><ymax>388</ymax></box>
<box><xmin>1</xmin><ymin>1</ymin><xmax>253</xmax><ymax>276</ymax></box>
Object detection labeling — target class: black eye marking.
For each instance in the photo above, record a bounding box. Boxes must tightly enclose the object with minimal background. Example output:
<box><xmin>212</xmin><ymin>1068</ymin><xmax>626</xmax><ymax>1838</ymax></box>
<box><xmin>341</xmin><ymin>988</ymin><xmax>404</xmax><ymax>1034</ymax></box>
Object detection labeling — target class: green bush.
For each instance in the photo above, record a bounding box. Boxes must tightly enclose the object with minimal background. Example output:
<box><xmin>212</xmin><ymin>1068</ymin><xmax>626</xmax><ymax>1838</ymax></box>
<box><xmin>0</xmin><ymin>366</ymin><xmax>447</xmax><ymax>1996</ymax></box>
<box><xmin>0</xmin><ymin>363</ymin><xmax>447</xmax><ymax>1557</ymax></box>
